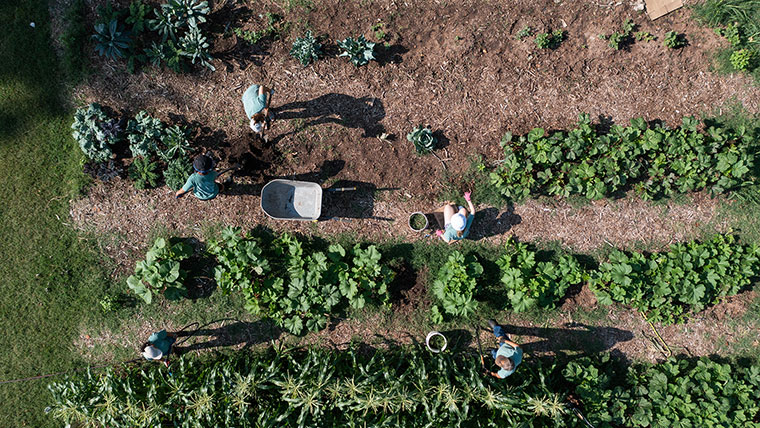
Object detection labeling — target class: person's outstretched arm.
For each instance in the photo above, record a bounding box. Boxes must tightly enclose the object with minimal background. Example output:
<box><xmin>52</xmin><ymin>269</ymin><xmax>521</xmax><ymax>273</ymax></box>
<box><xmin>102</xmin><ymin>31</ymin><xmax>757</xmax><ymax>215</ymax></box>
<box><xmin>464</xmin><ymin>191</ymin><xmax>475</xmax><ymax>215</ymax></box>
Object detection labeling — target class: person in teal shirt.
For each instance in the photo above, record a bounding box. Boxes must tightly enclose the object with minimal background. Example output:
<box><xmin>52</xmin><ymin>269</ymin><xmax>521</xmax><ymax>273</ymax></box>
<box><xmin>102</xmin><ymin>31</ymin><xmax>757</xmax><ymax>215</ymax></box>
<box><xmin>242</xmin><ymin>83</ymin><xmax>275</xmax><ymax>139</ymax></box>
<box><xmin>434</xmin><ymin>191</ymin><xmax>476</xmax><ymax>244</ymax></box>
<box><xmin>141</xmin><ymin>329</ymin><xmax>177</xmax><ymax>362</ymax></box>
<box><xmin>175</xmin><ymin>155</ymin><xmax>234</xmax><ymax>201</ymax></box>
<box><xmin>484</xmin><ymin>319</ymin><xmax>522</xmax><ymax>378</ymax></box>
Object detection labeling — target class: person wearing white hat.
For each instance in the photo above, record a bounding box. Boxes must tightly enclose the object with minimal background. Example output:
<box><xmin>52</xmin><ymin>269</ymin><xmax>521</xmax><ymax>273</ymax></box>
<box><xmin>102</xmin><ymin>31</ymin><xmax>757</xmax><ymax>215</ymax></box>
<box><xmin>141</xmin><ymin>329</ymin><xmax>177</xmax><ymax>363</ymax></box>
<box><xmin>435</xmin><ymin>191</ymin><xmax>476</xmax><ymax>244</ymax></box>
<box><xmin>242</xmin><ymin>83</ymin><xmax>275</xmax><ymax>140</ymax></box>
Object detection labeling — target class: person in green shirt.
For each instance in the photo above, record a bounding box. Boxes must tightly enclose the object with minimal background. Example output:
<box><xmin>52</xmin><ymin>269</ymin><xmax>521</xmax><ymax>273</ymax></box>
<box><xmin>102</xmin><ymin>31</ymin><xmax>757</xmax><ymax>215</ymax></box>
<box><xmin>175</xmin><ymin>155</ymin><xmax>233</xmax><ymax>200</ymax></box>
<box><xmin>434</xmin><ymin>191</ymin><xmax>475</xmax><ymax>244</ymax></box>
<box><xmin>484</xmin><ymin>319</ymin><xmax>523</xmax><ymax>379</ymax></box>
<box><xmin>242</xmin><ymin>83</ymin><xmax>275</xmax><ymax>140</ymax></box>
<box><xmin>141</xmin><ymin>329</ymin><xmax>177</xmax><ymax>364</ymax></box>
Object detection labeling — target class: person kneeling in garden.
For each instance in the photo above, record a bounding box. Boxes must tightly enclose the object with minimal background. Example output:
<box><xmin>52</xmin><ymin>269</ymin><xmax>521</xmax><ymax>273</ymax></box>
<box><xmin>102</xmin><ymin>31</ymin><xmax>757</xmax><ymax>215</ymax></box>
<box><xmin>242</xmin><ymin>83</ymin><xmax>275</xmax><ymax>140</ymax></box>
<box><xmin>434</xmin><ymin>191</ymin><xmax>475</xmax><ymax>244</ymax></box>
<box><xmin>485</xmin><ymin>319</ymin><xmax>522</xmax><ymax>379</ymax></box>
<box><xmin>175</xmin><ymin>155</ymin><xmax>231</xmax><ymax>200</ymax></box>
<box><xmin>141</xmin><ymin>329</ymin><xmax>178</xmax><ymax>366</ymax></box>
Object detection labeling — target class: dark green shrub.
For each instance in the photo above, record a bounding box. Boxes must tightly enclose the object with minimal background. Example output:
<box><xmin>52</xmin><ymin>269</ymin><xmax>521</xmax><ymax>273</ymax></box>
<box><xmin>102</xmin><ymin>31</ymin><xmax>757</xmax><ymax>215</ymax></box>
<box><xmin>290</xmin><ymin>30</ymin><xmax>322</xmax><ymax>66</ymax></box>
<box><xmin>163</xmin><ymin>157</ymin><xmax>191</xmax><ymax>190</ymax></box>
<box><xmin>129</xmin><ymin>156</ymin><xmax>160</xmax><ymax>189</ymax></box>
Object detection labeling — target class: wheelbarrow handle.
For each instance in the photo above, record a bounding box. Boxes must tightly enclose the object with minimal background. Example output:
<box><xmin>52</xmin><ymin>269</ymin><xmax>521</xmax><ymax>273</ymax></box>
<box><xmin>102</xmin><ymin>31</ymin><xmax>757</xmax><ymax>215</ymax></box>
<box><xmin>326</xmin><ymin>187</ymin><xmax>357</xmax><ymax>192</ymax></box>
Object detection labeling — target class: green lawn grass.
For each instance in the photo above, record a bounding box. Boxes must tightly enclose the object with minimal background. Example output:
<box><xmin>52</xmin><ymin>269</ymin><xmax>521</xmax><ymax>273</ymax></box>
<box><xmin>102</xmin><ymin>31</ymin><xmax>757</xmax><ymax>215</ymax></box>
<box><xmin>0</xmin><ymin>1</ymin><xmax>114</xmax><ymax>425</ymax></box>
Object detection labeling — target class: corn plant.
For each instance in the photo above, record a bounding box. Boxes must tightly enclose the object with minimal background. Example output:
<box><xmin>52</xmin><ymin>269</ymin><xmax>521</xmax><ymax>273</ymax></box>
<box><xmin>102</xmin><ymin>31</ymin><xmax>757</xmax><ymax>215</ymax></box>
<box><xmin>407</xmin><ymin>125</ymin><xmax>437</xmax><ymax>155</ymax></box>
<box><xmin>163</xmin><ymin>157</ymin><xmax>192</xmax><ymax>190</ymax></box>
<box><xmin>430</xmin><ymin>251</ymin><xmax>483</xmax><ymax>323</ymax></box>
<box><xmin>128</xmin><ymin>156</ymin><xmax>160</xmax><ymax>189</ymax></box>
<box><xmin>126</xmin><ymin>237</ymin><xmax>193</xmax><ymax>303</ymax></box>
<box><xmin>290</xmin><ymin>30</ymin><xmax>322</xmax><ymax>66</ymax></box>
<box><xmin>126</xmin><ymin>111</ymin><xmax>164</xmax><ymax>157</ymax></box>
<box><xmin>71</xmin><ymin>103</ymin><xmax>119</xmax><ymax>162</ymax></box>
<box><xmin>92</xmin><ymin>19</ymin><xmax>132</xmax><ymax>59</ymax></box>
<box><xmin>337</xmin><ymin>35</ymin><xmax>376</xmax><ymax>66</ymax></box>
<box><xmin>497</xmin><ymin>239</ymin><xmax>588</xmax><ymax>312</ymax></box>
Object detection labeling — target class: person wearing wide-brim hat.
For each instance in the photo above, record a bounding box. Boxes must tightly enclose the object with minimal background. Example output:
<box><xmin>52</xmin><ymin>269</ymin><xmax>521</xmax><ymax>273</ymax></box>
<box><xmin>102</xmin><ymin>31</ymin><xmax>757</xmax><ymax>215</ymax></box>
<box><xmin>434</xmin><ymin>191</ymin><xmax>476</xmax><ymax>244</ymax></box>
<box><xmin>141</xmin><ymin>329</ymin><xmax>177</xmax><ymax>365</ymax></box>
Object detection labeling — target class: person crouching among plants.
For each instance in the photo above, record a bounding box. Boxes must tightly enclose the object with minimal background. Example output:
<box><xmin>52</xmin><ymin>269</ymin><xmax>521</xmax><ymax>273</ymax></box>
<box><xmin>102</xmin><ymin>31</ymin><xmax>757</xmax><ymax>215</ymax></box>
<box><xmin>484</xmin><ymin>319</ymin><xmax>522</xmax><ymax>379</ymax></box>
<box><xmin>242</xmin><ymin>83</ymin><xmax>275</xmax><ymax>140</ymax></box>
<box><xmin>434</xmin><ymin>191</ymin><xmax>475</xmax><ymax>244</ymax></box>
<box><xmin>141</xmin><ymin>329</ymin><xmax>178</xmax><ymax>367</ymax></box>
<box><xmin>175</xmin><ymin>155</ymin><xmax>231</xmax><ymax>201</ymax></box>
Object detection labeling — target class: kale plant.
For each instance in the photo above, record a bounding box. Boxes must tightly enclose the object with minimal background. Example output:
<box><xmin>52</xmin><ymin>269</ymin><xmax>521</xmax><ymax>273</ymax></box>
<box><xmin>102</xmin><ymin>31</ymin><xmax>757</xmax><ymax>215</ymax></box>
<box><xmin>129</xmin><ymin>156</ymin><xmax>160</xmax><ymax>189</ymax></box>
<box><xmin>126</xmin><ymin>111</ymin><xmax>164</xmax><ymax>157</ymax></box>
<box><xmin>158</xmin><ymin>125</ymin><xmax>191</xmax><ymax>161</ymax></box>
<box><xmin>179</xmin><ymin>26</ymin><xmax>215</xmax><ymax>71</ymax></box>
<box><xmin>337</xmin><ymin>35</ymin><xmax>376</xmax><ymax>66</ymax></box>
<box><xmin>92</xmin><ymin>19</ymin><xmax>131</xmax><ymax>59</ymax></box>
<box><xmin>406</xmin><ymin>125</ymin><xmax>436</xmax><ymax>155</ymax></box>
<box><xmin>71</xmin><ymin>103</ymin><xmax>118</xmax><ymax>162</ymax></box>
<box><xmin>126</xmin><ymin>0</ymin><xmax>149</xmax><ymax>35</ymax></box>
<box><xmin>83</xmin><ymin>159</ymin><xmax>124</xmax><ymax>182</ymax></box>
<box><xmin>163</xmin><ymin>157</ymin><xmax>192</xmax><ymax>191</ymax></box>
<box><xmin>290</xmin><ymin>30</ymin><xmax>322</xmax><ymax>66</ymax></box>
<box><xmin>126</xmin><ymin>237</ymin><xmax>193</xmax><ymax>303</ymax></box>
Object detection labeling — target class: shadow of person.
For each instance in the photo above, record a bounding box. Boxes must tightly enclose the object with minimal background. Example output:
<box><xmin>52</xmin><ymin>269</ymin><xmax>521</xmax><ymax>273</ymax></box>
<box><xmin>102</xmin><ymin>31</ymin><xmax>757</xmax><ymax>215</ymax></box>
<box><xmin>173</xmin><ymin>320</ymin><xmax>282</xmax><ymax>354</ymax></box>
<box><xmin>483</xmin><ymin>322</ymin><xmax>634</xmax><ymax>358</ymax></box>
<box><xmin>275</xmin><ymin>93</ymin><xmax>386</xmax><ymax>137</ymax></box>
<box><xmin>470</xmin><ymin>207</ymin><xmax>522</xmax><ymax>240</ymax></box>
<box><xmin>320</xmin><ymin>180</ymin><xmax>397</xmax><ymax>221</ymax></box>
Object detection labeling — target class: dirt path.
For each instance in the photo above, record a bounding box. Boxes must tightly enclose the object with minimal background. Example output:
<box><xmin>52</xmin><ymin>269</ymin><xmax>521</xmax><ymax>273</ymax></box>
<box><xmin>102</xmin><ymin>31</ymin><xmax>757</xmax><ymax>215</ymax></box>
<box><xmin>70</xmin><ymin>177</ymin><xmax>728</xmax><ymax>276</ymax></box>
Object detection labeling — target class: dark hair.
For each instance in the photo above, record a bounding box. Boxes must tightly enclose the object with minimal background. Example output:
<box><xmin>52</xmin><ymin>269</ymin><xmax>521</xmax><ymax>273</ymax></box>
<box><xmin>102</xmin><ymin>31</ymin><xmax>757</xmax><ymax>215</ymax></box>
<box><xmin>193</xmin><ymin>154</ymin><xmax>213</xmax><ymax>173</ymax></box>
<box><xmin>252</xmin><ymin>112</ymin><xmax>266</xmax><ymax>123</ymax></box>
<box><xmin>140</xmin><ymin>342</ymin><xmax>151</xmax><ymax>353</ymax></box>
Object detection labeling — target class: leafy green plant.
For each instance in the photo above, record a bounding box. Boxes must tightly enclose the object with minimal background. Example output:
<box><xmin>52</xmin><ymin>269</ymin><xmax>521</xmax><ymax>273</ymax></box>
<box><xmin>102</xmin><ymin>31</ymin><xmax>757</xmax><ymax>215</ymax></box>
<box><xmin>515</xmin><ymin>26</ymin><xmax>533</xmax><ymax>40</ymax></box>
<box><xmin>731</xmin><ymin>48</ymin><xmax>756</xmax><ymax>70</ymax></box>
<box><xmin>92</xmin><ymin>19</ymin><xmax>131</xmax><ymax>59</ymax></box>
<box><xmin>207</xmin><ymin>226</ymin><xmax>270</xmax><ymax>295</ymax></box>
<box><xmin>715</xmin><ymin>22</ymin><xmax>742</xmax><ymax>46</ymax></box>
<box><xmin>489</xmin><ymin>113</ymin><xmax>756</xmax><ymax>202</ymax></box>
<box><xmin>163</xmin><ymin>157</ymin><xmax>192</xmax><ymax>190</ymax></box>
<box><xmin>430</xmin><ymin>251</ymin><xmax>483</xmax><ymax>323</ymax></box>
<box><xmin>234</xmin><ymin>12</ymin><xmax>285</xmax><ymax>45</ymax></box>
<box><xmin>336</xmin><ymin>244</ymin><xmax>394</xmax><ymax>309</ymax></box>
<box><xmin>337</xmin><ymin>35</ymin><xmax>376</xmax><ymax>66</ymax></box>
<box><xmin>406</xmin><ymin>125</ymin><xmax>437</xmax><ymax>155</ymax></box>
<box><xmin>71</xmin><ymin>103</ymin><xmax>119</xmax><ymax>162</ymax></box>
<box><xmin>98</xmin><ymin>295</ymin><xmax>121</xmax><ymax>313</ymax></box>
<box><xmin>663</xmin><ymin>31</ymin><xmax>687</xmax><ymax>48</ymax></box>
<box><xmin>179</xmin><ymin>26</ymin><xmax>215</xmax><ymax>70</ymax></box>
<box><xmin>145</xmin><ymin>39</ymin><xmax>185</xmax><ymax>72</ymax></box>
<box><xmin>129</xmin><ymin>156</ymin><xmax>160</xmax><ymax>189</ymax></box>
<box><xmin>290</xmin><ymin>30</ymin><xmax>322</xmax><ymax>66</ymax></box>
<box><xmin>126</xmin><ymin>111</ymin><xmax>164</xmax><ymax>157</ymax></box>
<box><xmin>126</xmin><ymin>0</ymin><xmax>149</xmax><ymax>35</ymax></box>
<box><xmin>157</xmin><ymin>124</ymin><xmax>191</xmax><ymax>161</ymax></box>
<box><xmin>589</xmin><ymin>234</ymin><xmax>760</xmax><ymax>324</ymax></box>
<box><xmin>634</xmin><ymin>31</ymin><xmax>654</xmax><ymax>42</ymax></box>
<box><xmin>534</xmin><ymin>29</ymin><xmax>564</xmax><ymax>49</ymax></box>
<box><xmin>602</xmin><ymin>19</ymin><xmax>635</xmax><ymax>50</ymax></box>
<box><xmin>126</xmin><ymin>237</ymin><xmax>192</xmax><ymax>303</ymax></box>
<box><xmin>497</xmin><ymin>239</ymin><xmax>587</xmax><ymax>312</ymax></box>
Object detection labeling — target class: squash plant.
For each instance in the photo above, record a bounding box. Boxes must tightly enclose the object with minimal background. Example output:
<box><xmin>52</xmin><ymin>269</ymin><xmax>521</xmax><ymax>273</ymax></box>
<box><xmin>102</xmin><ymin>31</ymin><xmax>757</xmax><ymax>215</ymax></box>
<box><xmin>490</xmin><ymin>113</ymin><xmax>756</xmax><ymax>202</ymax></box>
<box><xmin>126</xmin><ymin>237</ymin><xmax>193</xmax><ymax>303</ymax></box>
<box><xmin>206</xmin><ymin>226</ymin><xmax>270</xmax><ymax>295</ymax></box>
<box><xmin>497</xmin><ymin>239</ymin><xmax>587</xmax><ymax>312</ymax></box>
<box><xmin>590</xmin><ymin>234</ymin><xmax>760</xmax><ymax>324</ymax></box>
<box><xmin>430</xmin><ymin>251</ymin><xmax>483</xmax><ymax>323</ymax></box>
<box><xmin>335</xmin><ymin>244</ymin><xmax>394</xmax><ymax>309</ymax></box>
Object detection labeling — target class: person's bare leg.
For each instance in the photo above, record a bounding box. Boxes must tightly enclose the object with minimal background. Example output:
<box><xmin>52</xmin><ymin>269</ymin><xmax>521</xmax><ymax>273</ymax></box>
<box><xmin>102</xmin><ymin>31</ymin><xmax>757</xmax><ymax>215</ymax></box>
<box><xmin>443</xmin><ymin>204</ymin><xmax>456</xmax><ymax>224</ymax></box>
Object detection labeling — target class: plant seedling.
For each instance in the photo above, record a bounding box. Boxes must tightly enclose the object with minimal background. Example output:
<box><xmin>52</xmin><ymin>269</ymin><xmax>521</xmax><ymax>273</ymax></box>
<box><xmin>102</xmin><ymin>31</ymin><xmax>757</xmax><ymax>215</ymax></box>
<box><xmin>337</xmin><ymin>35</ymin><xmax>376</xmax><ymax>66</ymax></box>
<box><xmin>634</xmin><ymin>31</ymin><xmax>654</xmax><ymax>42</ymax></box>
<box><xmin>515</xmin><ymin>26</ymin><xmax>533</xmax><ymax>40</ymax></box>
<box><xmin>663</xmin><ymin>31</ymin><xmax>687</xmax><ymax>49</ymax></box>
<box><xmin>407</xmin><ymin>125</ymin><xmax>436</xmax><ymax>155</ymax></box>
<box><xmin>534</xmin><ymin>29</ymin><xmax>564</xmax><ymax>49</ymax></box>
<box><xmin>290</xmin><ymin>30</ymin><xmax>322</xmax><ymax>66</ymax></box>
